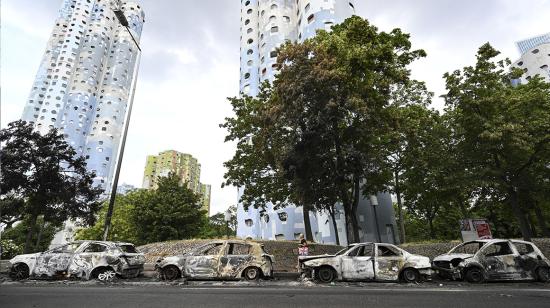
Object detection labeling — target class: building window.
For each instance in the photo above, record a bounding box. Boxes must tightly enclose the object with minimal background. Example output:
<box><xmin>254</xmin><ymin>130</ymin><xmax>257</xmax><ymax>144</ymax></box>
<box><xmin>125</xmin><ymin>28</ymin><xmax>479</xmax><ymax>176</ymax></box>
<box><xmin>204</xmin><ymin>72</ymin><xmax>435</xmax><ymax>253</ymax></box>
<box><xmin>269</xmin><ymin>15</ymin><xmax>276</xmax><ymax>22</ymax></box>
<box><xmin>247</xmin><ymin>49</ymin><xmax>253</xmax><ymax>55</ymax></box>
<box><xmin>278</xmin><ymin>212</ymin><xmax>288</xmax><ymax>222</ymax></box>
<box><xmin>245</xmin><ymin>219</ymin><xmax>254</xmax><ymax>227</ymax></box>
<box><xmin>305</xmin><ymin>3</ymin><xmax>310</xmax><ymax>12</ymax></box>
<box><xmin>270</xmin><ymin>4</ymin><xmax>277</xmax><ymax>10</ymax></box>
<box><xmin>307</xmin><ymin>14</ymin><xmax>314</xmax><ymax>24</ymax></box>
<box><xmin>271</xmin><ymin>26</ymin><xmax>278</xmax><ymax>33</ymax></box>
<box><xmin>247</xmin><ymin>9</ymin><xmax>253</xmax><ymax>14</ymax></box>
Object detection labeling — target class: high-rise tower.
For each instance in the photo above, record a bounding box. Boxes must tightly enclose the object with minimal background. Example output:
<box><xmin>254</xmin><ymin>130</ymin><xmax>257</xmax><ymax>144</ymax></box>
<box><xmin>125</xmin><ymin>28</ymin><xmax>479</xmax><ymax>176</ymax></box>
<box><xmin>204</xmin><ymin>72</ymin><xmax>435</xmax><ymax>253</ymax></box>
<box><xmin>21</xmin><ymin>0</ymin><xmax>145</xmax><ymax>190</ymax></box>
<box><xmin>512</xmin><ymin>33</ymin><xmax>550</xmax><ymax>84</ymax></box>
<box><xmin>236</xmin><ymin>1</ymin><xmax>398</xmax><ymax>245</ymax></box>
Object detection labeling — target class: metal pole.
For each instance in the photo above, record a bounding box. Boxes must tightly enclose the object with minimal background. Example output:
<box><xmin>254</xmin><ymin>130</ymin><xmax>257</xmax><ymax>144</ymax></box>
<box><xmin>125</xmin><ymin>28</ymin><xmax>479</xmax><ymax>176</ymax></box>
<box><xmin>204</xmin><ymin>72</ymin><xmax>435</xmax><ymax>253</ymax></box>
<box><xmin>103</xmin><ymin>22</ymin><xmax>141</xmax><ymax>241</ymax></box>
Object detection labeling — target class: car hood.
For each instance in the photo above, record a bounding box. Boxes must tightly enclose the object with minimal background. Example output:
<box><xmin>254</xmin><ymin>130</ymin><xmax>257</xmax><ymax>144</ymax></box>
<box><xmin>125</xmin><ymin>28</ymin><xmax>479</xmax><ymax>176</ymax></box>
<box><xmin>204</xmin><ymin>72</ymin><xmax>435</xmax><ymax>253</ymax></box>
<box><xmin>10</xmin><ymin>253</ymin><xmax>41</xmax><ymax>264</ymax></box>
<box><xmin>299</xmin><ymin>254</ymin><xmax>335</xmax><ymax>263</ymax></box>
<box><xmin>433</xmin><ymin>253</ymin><xmax>474</xmax><ymax>262</ymax></box>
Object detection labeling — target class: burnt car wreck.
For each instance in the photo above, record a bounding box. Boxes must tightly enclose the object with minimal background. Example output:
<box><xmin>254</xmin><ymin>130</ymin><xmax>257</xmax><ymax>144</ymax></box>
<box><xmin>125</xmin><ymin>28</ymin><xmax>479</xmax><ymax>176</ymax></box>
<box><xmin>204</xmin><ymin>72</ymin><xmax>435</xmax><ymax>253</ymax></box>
<box><xmin>299</xmin><ymin>242</ymin><xmax>433</xmax><ymax>283</ymax></box>
<box><xmin>432</xmin><ymin>239</ymin><xmax>550</xmax><ymax>283</ymax></box>
<box><xmin>156</xmin><ymin>240</ymin><xmax>274</xmax><ymax>281</ymax></box>
<box><xmin>9</xmin><ymin>240</ymin><xmax>145</xmax><ymax>281</ymax></box>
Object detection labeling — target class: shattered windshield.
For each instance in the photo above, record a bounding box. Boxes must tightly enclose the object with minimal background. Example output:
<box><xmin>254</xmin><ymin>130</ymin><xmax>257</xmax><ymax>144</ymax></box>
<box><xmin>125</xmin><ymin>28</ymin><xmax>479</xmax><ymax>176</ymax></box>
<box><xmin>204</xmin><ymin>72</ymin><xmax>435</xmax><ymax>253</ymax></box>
<box><xmin>336</xmin><ymin>246</ymin><xmax>354</xmax><ymax>256</ymax></box>
<box><xmin>449</xmin><ymin>241</ymin><xmax>485</xmax><ymax>254</ymax></box>
<box><xmin>118</xmin><ymin>244</ymin><xmax>138</xmax><ymax>253</ymax></box>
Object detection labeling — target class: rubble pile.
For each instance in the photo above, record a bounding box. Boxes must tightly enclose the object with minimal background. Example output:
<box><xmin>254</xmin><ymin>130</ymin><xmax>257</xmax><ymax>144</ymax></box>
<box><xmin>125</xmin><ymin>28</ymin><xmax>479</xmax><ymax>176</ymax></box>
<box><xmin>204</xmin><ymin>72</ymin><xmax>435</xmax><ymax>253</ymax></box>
<box><xmin>138</xmin><ymin>239</ymin><xmax>342</xmax><ymax>272</ymax></box>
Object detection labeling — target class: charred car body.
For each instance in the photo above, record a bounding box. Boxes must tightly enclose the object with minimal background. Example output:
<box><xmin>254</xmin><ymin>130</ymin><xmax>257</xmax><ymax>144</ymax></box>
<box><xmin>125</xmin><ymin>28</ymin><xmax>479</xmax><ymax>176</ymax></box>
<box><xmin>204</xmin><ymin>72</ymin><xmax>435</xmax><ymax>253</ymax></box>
<box><xmin>432</xmin><ymin>239</ymin><xmax>550</xmax><ymax>283</ymax></box>
<box><xmin>156</xmin><ymin>240</ymin><xmax>274</xmax><ymax>281</ymax></box>
<box><xmin>9</xmin><ymin>240</ymin><xmax>145</xmax><ymax>281</ymax></box>
<box><xmin>299</xmin><ymin>242</ymin><xmax>433</xmax><ymax>283</ymax></box>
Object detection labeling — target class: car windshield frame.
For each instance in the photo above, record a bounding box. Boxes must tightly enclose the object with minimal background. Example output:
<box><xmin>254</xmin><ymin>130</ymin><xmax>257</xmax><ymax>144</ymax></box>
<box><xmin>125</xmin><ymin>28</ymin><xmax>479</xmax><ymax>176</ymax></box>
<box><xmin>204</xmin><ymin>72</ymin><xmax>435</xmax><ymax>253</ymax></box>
<box><xmin>448</xmin><ymin>241</ymin><xmax>486</xmax><ymax>254</ymax></box>
<box><xmin>335</xmin><ymin>245</ymin><xmax>355</xmax><ymax>256</ymax></box>
<box><xmin>117</xmin><ymin>244</ymin><xmax>139</xmax><ymax>253</ymax></box>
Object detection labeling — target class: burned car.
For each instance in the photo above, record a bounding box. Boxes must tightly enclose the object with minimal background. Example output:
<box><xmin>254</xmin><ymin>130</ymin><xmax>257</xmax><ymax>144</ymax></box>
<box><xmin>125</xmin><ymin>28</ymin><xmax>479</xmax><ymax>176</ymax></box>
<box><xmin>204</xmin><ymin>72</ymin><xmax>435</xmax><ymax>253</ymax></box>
<box><xmin>9</xmin><ymin>240</ymin><xmax>145</xmax><ymax>281</ymax></box>
<box><xmin>299</xmin><ymin>242</ymin><xmax>433</xmax><ymax>283</ymax></box>
<box><xmin>432</xmin><ymin>239</ymin><xmax>550</xmax><ymax>283</ymax></box>
<box><xmin>156</xmin><ymin>240</ymin><xmax>274</xmax><ymax>281</ymax></box>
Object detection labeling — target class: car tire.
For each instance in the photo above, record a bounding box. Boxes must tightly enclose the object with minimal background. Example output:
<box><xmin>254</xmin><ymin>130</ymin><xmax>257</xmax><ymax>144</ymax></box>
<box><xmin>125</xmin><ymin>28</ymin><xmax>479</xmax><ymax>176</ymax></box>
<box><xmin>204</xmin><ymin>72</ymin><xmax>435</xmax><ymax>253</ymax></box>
<box><xmin>243</xmin><ymin>267</ymin><xmax>261</xmax><ymax>281</ymax></box>
<box><xmin>316</xmin><ymin>266</ymin><xmax>336</xmax><ymax>283</ymax></box>
<box><xmin>535</xmin><ymin>267</ymin><xmax>549</xmax><ymax>283</ymax></box>
<box><xmin>465</xmin><ymin>267</ymin><xmax>484</xmax><ymax>283</ymax></box>
<box><xmin>401</xmin><ymin>268</ymin><xmax>420</xmax><ymax>283</ymax></box>
<box><xmin>10</xmin><ymin>263</ymin><xmax>30</xmax><ymax>280</ymax></box>
<box><xmin>162</xmin><ymin>265</ymin><xmax>181</xmax><ymax>281</ymax></box>
<box><xmin>96</xmin><ymin>268</ymin><xmax>117</xmax><ymax>282</ymax></box>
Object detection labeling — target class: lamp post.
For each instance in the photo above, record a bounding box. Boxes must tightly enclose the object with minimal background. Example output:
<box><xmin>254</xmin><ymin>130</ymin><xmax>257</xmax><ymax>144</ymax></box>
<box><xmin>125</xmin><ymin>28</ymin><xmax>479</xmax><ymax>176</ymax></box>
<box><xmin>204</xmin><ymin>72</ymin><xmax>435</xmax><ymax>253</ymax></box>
<box><xmin>102</xmin><ymin>8</ymin><xmax>142</xmax><ymax>241</ymax></box>
<box><xmin>224</xmin><ymin>209</ymin><xmax>232</xmax><ymax>239</ymax></box>
<box><xmin>370</xmin><ymin>195</ymin><xmax>382</xmax><ymax>243</ymax></box>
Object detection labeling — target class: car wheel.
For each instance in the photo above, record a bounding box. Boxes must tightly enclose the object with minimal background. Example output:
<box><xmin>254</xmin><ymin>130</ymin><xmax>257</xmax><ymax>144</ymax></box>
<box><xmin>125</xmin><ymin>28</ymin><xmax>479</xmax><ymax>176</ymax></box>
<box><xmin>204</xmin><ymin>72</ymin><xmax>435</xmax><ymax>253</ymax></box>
<box><xmin>401</xmin><ymin>268</ymin><xmax>420</xmax><ymax>283</ymax></box>
<box><xmin>535</xmin><ymin>267</ymin><xmax>549</xmax><ymax>283</ymax></box>
<box><xmin>465</xmin><ymin>267</ymin><xmax>484</xmax><ymax>283</ymax></box>
<box><xmin>162</xmin><ymin>265</ymin><xmax>181</xmax><ymax>281</ymax></box>
<box><xmin>96</xmin><ymin>268</ymin><xmax>117</xmax><ymax>282</ymax></box>
<box><xmin>10</xmin><ymin>263</ymin><xmax>30</xmax><ymax>280</ymax></box>
<box><xmin>316</xmin><ymin>266</ymin><xmax>336</xmax><ymax>283</ymax></box>
<box><xmin>243</xmin><ymin>267</ymin><xmax>261</xmax><ymax>281</ymax></box>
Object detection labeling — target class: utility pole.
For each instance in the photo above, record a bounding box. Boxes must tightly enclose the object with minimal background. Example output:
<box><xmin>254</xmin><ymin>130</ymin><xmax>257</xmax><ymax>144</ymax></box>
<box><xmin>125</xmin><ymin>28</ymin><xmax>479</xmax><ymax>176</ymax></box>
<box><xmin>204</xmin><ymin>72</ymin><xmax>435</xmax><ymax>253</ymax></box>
<box><xmin>103</xmin><ymin>8</ymin><xmax>142</xmax><ymax>241</ymax></box>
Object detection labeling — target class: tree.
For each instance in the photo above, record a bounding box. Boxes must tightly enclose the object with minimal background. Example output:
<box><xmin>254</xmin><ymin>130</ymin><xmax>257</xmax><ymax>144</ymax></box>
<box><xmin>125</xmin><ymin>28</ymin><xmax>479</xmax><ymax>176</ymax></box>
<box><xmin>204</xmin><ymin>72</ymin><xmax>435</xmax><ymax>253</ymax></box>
<box><xmin>0</xmin><ymin>121</ymin><xmax>103</xmax><ymax>253</ymax></box>
<box><xmin>131</xmin><ymin>174</ymin><xmax>206</xmax><ymax>244</ymax></box>
<box><xmin>443</xmin><ymin>44</ymin><xmax>550</xmax><ymax>241</ymax></box>
<box><xmin>75</xmin><ymin>191</ymin><xmax>141</xmax><ymax>243</ymax></box>
<box><xmin>200</xmin><ymin>206</ymin><xmax>238</xmax><ymax>239</ymax></box>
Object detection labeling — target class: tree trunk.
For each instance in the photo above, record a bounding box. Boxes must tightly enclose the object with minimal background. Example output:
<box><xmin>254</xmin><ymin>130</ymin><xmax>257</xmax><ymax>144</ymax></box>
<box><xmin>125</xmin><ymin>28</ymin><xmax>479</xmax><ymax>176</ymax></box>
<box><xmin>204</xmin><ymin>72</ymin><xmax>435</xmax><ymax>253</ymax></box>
<box><xmin>508</xmin><ymin>187</ymin><xmax>532</xmax><ymax>241</ymax></box>
<box><xmin>394</xmin><ymin>170</ymin><xmax>406</xmax><ymax>244</ymax></box>
<box><xmin>527</xmin><ymin>212</ymin><xmax>537</xmax><ymax>238</ymax></box>
<box><xmin>428</xmin><ymin>217</ymin><xmax>435</xmax><ymax>239</ymax></box>
<box><xmin>327</xmin><ymin>206</ymin><xmax>340</xmax><ymax>246</ymax></box>
<box><xmin>534</xmin><ymin>203</ymin><xmax>550</xmax><ymax>237</ymax></box>
<box><xmin>302</xmin><ymin>205</ymin><xmax>313</xmax><ymax>242</ymax></box>
<box><xmin>35</xmin><ymin>218</ymin><xmax>46</xmax><ymax>250</ymax></box>
<box><xmin>24</xmin><ymin>214</ymin><xmax>38</xmax><ymax>253</ymax></box>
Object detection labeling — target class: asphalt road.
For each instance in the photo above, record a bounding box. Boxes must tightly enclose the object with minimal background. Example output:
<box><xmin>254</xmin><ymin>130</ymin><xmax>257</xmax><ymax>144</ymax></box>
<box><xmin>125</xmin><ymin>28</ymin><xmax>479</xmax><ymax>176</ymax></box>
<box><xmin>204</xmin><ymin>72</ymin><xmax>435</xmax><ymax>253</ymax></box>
<box><xmin>1</xmin><ymin>283</ymin><xmax>550</xmax><ymax>308</ymax></box>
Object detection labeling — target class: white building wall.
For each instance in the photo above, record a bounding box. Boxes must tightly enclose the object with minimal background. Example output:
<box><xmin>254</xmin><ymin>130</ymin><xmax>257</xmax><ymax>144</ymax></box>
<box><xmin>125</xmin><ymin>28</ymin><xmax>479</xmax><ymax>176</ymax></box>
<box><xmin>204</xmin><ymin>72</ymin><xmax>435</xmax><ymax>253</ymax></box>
<box><xmin>512</xmin><ymin>43</ymin><xmax>550</xmax><ymax>84</ymax></box>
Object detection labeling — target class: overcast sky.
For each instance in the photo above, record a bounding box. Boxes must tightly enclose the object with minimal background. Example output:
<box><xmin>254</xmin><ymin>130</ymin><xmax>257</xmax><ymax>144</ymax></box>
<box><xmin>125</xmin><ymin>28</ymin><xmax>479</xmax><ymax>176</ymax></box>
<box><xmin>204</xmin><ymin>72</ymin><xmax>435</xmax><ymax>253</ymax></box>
<box><xmin>1</xmin><ymin>0</ymin><xmax>549</xmax><ymax>216</ymax></box>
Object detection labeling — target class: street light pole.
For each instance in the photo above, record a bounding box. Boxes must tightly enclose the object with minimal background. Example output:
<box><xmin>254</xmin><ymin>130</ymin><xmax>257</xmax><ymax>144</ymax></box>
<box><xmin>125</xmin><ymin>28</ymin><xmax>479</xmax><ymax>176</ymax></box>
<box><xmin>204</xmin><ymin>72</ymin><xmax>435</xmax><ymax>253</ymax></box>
<box><xmin>370</xmin><ymin>195</ymin><xmax>382</xmax><ymax>243</ymax></box>
<box><xmin>224</xmin><ymin>209</ymin><xmax>231</xmax><ymax>239</ymax></box>
<box><xmin>102</xmin><ymin>9</ymin><xmax>141</xmax><ymax>241</ymax></box>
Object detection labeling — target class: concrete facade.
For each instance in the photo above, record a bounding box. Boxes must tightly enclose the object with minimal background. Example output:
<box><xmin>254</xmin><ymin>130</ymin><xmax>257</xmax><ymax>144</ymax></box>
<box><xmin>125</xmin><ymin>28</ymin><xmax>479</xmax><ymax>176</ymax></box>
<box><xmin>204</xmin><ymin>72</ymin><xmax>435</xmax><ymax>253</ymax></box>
<box><xmin>512</xmin><ymin>42</ymin><xmax>550</xmax><ymax>84</ymax></box>
<box><xmin>21</xmin><ymin>0</ymin><xmax>145</xmax><ymax>191</ymax></box>
<box><xmin>236</xmin><ymin>0</ymin><xmax>399</xmax><ymax>245</ymax></box>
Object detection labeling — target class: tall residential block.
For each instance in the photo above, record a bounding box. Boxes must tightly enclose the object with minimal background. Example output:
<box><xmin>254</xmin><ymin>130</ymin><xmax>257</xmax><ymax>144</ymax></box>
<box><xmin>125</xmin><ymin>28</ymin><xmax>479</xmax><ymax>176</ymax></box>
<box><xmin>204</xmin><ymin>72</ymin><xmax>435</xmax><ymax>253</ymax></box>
<box><xmin>512</xmin><ymin>33</ymin><xmax>550</xmax><ymax>84</ymax></box>
<box><xmin>236</xmin><ymin>0</ymin><xmax>399</xmax><ymax>245</ymax></box>
<box><xmin>20</xmin><ymin>0</ymin><xmax>145</xmax><ymax>190</ymax></box>
<box><xmin>142</xmin><ymin>150</ymin><xmax>211</xmax><ymax>214</ymax></box>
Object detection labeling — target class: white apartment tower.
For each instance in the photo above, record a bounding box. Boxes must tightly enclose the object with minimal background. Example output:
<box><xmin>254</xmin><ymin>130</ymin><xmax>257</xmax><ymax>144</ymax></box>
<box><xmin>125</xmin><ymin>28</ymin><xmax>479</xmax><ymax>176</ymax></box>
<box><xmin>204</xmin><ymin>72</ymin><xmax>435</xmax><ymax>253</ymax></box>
<box><xmin>239</xmin><ymin>0</ymin><xmax>356</xmax><ymax>96</ymax></box>
<box><xmin>236</xmin><ymin>1</ymin><xmax>399</xmax><ymax>245</ymax></box>
<box><xmin>21</xmin><ymin>0</ymin><xmax>145</xmax><ymax>190</ymax></box>
<box><xmin>512</xmin><ymin>33</ymin><xmax>550</xmax><ymax>84</ymax></box>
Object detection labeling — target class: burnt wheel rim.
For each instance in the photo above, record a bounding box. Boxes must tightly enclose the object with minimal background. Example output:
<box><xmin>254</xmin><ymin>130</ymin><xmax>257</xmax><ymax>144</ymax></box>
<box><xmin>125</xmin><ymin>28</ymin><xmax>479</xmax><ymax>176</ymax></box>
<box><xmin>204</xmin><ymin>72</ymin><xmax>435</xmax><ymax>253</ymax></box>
<box><xmin>13</xmin><ymin>265</ymin><xmax>29</xmax><ymax>280</ymax></box>
<box><xmin>163</xmin><ymin>266</ymin><xmax>179</xmax><ymax>280</ymax></box>
<box><xmin>538</xmin><ymin>268</ymin><xmax>549</xmax><ymax>281</ymax></box>
<box><xmin>245</xmin><ymin>268</ymin><xmax>259</xmax><ymax>280</ymax></box>
<box><xmin>318</xmin><ymin>268</ymin><xmax>333</xmax><ymax>283</ymax></box>
<box><xmin>468</xmin><ymin>269</ymin><xmax>483</xmax><ymax>282</ymax></box>
<box><xmin>98</xmin><ymin>270</ymin><xmax>116</xmax><ymax>282</ymax></box>
<box><xmin>403</xmin><ymin>269</ymin><xmax>417</xmax><ymax>282</ymax></box>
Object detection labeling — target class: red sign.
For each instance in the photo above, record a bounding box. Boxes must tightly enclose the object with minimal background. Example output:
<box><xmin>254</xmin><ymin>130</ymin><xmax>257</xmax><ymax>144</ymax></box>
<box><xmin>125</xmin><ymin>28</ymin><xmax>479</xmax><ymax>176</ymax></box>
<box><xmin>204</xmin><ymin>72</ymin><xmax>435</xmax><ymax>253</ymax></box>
<box><xmin>472</xmin><ymin>219</ymin><xmax>492</xmax><ymax>239</ymax></box>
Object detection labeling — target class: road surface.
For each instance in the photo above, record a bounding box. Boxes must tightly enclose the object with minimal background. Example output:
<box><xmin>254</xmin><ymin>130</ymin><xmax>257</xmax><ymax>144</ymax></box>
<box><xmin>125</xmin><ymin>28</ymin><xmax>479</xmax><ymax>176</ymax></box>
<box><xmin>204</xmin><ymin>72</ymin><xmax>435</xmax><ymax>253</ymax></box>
<box><xmin>1</xmin><ymin>282</ymin><xmax>549</xmax><ymax>308</ymax></box>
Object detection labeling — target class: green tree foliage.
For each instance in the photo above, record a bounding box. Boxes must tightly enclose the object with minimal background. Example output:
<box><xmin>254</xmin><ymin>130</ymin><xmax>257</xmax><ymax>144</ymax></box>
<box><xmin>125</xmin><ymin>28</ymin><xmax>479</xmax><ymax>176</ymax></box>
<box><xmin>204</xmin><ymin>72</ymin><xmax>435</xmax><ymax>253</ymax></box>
<box><xmin>200</xmin><ymin>205</ymin><xmax>238</xmax><ymax>239</ymax></box>
<box><xmin>78</xmin><ymin>174</ymin><xmax>207</xmax><ymax>245</ymax></box>
<box><xmin>223</xmin><ymin>16</ymin><xmax>426</xmax><ymax>243</ymax></box>
<box><xmin>2</xmin><ymin>217</ymin><xmax>59</xmax><ymax>254</ymax></box>
<box><xmin>443</xmin><ymin>44</ymin><xmax>550</xmax><ymax>241</ymax></box>
<box><xmin>0</xmin><ymin>121</ymin><xmax>103</xmax><ymax>253</ymax></box>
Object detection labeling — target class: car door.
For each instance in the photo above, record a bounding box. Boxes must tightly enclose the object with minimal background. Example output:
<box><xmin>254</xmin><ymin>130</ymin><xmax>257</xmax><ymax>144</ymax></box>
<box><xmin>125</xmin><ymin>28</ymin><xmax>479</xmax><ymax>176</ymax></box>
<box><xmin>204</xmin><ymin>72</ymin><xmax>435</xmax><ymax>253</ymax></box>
<box><xmin>374</xmin><ymin>244</ymin><xmax>403</xmax><ymax>281</ymax></box>
<box><xmin>479</xmin><ymin>241</ymin><xmax>520</xmax><ymax>280</ymax></box>
<box><xmin>184</xmin><ymin>242</ymin><xmax>225</xmax><ymax>278</ymax></box>
<box><xmin>511</xmin><ymin>241</ymin><xmax>538</xmax><ymax>280</ymax></box>
<box><xmin>341</xmin><ymin>244</ymin><xmax>375</xmax><ymax>280</ymax></box>
<box><xmin>33</xmin><ymin>242</ymin><xmax>82</xmax><ymax>277</ymax></box>
<box><xmin>70</xmin><ymin>242</ymin><xmax>110</xmax><ymax>277</ymax></box>
<box><xmin>219</xmin><ymin>243</ymin><xmax>253</xmax><ymax>278</ymax></box>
